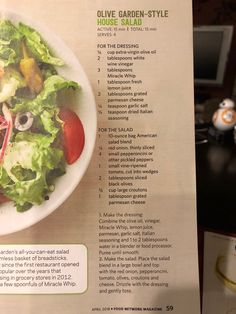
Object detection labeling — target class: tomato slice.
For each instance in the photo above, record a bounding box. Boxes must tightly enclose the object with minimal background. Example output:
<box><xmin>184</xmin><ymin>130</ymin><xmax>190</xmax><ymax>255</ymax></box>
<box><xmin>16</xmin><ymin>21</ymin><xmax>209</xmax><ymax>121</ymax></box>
<box><xmin>59</xmin><ymin>108</ymin><xmax>85</xmax><ymax>165</ymax></box>
<box><xmin>0</xmin><ymin>193</ymin><xmax>10</xmax><ymax>204</ymax></box>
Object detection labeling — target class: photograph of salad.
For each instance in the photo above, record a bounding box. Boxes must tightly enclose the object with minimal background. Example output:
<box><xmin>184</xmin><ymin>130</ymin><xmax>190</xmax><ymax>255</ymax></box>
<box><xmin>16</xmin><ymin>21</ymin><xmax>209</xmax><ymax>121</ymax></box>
<box><xmin>0</xmin><ymin>19</ymin><xmax>85</xmax><ymax>212</ymax></box>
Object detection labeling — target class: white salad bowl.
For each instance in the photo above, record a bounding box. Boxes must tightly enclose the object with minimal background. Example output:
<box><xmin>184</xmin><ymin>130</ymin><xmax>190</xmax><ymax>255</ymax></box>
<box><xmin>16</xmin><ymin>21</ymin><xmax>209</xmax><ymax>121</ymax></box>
<box><xmin>0</xmin><ymin>10</ymin><xmax>97</xmax><ymax>235</ymax></box>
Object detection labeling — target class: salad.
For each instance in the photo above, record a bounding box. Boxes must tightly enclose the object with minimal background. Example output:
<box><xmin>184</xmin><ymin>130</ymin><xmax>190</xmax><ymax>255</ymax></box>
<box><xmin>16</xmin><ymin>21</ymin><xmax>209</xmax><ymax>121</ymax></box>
<box><xmin>0</xmin><ymin>19</ymin><xmax>85</xmax><ymax>212</ymax></box>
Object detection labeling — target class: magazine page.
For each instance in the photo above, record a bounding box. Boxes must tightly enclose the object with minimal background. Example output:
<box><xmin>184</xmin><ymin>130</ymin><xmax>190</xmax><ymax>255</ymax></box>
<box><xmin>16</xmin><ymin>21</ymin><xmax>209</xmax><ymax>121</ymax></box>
<box><xmin>202</xmin><ymin>232</ymin><xmax>236</xmax><ymax>314</ymax></box>
<box><xmin>0</xmin><ymin>0</ymin><xmax>200</xmax><ymax>313</ymax></box>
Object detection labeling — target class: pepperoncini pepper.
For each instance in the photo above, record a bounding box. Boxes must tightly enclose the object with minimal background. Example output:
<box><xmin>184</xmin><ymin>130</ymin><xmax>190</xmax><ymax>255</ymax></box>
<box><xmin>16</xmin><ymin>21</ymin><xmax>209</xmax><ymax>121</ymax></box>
<box><xmin>19</xmin><ymin>42</ymin><xmax>43</xmax><ymax>94</ymax></box>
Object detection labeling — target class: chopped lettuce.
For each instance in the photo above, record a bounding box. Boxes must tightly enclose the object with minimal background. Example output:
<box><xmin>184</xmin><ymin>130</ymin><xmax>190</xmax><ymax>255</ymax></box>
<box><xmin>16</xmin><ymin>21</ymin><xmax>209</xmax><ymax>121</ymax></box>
<box><xmin>0</xmin><ymin>20</ymin><xmax>22</xmax><ymax>66</ymax></box>
<box><xmin>0</xmin><ymin>20</ymin><xmax>64</xmax><ymax>67</ymax></box>
<box><xmin>0</xmin><ymin>138</ymin><xmax>64</xmax><ymax>212</ymax></box>
<box><xmin>4</xmin><ymin>173</ymin><xmax>48</xmax><ymax>212</ymax></box>
<box><xmin>0</xmin><ymin>167</ymin><xmax>12</xmax><ymax>187</ymax></box>
<box><xmin>0</xmin><ymin>19</ymin><xmax>80</xmax><ymax>212</ymax></box>
<box><xmin>19</xmin><ymin>23</ymin><xmax>64</xmax><ymax>66</ymax></box>
<box><xmin>11</xmin><ymin>166</ymin><xmax>36</xmax><ymax>181</ymax></box>
<box><xmin>15</xmin><ymin>131</ymin><xmax>55</xmax><ymax>147</ymax></box>
<box><xmin>0</xmin><ymin>20</ymin><xmax>21</xmax><ymax>44</ymax></box>
<box><xmin>40</xmin><ymin>109</ymin><xmax>60</xmax><ymax>138</ymax></box>
<box><xmin>41</xmin><ymin>64</ymin><xmax>58</xmax><ymax>80</ymax></box>
<box><xmin>4</xmin><ymin>66</ymin><xmax>26</xmax><ymax>88</ymax></box>
<box><xmin>12</xmin><ymin>75</ymin><xmax>79</xmax><ymax>115</ymax></box>
<box><xmin>0</xmin><ymin>46</ymin><xmax>17</xmax><ymax>66</ymax></box>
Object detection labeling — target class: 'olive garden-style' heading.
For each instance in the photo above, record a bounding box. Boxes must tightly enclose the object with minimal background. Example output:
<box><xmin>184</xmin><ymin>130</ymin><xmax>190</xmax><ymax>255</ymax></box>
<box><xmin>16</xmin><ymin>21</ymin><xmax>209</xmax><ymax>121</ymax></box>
<box><xmin>97</xmin><ymin>10</ymin><xmax>169</xmax><ymax>26</ymax></box>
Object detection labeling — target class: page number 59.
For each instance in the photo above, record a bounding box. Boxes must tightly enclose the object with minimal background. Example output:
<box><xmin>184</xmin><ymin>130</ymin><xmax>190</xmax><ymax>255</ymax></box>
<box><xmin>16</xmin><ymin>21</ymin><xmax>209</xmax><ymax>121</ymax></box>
<box><xmin>166</xmin><ymin>305</ymin><xmax>174</xmax><ymax>311</ymax></box>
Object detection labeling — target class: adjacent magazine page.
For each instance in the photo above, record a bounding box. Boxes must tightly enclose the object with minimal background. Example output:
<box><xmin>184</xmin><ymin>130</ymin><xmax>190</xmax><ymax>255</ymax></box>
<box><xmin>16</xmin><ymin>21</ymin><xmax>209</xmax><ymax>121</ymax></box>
<box><xmin>0</xmin><ymin>0</ymin><xmax>200</xmax><ymax>313</ymax></box>
<box><xmin>203</xmin><ymin>232</ymin><xmax>236</xmax><ymax>314</ymax></box>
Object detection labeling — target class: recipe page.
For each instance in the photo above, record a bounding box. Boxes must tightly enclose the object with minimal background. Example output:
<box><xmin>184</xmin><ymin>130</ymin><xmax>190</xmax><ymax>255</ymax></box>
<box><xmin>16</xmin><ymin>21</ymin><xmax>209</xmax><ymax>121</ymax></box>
<box><xmin>0</xmin><ymin>0</ymin><xmax>200</xmax><ymax>313</ymax></box>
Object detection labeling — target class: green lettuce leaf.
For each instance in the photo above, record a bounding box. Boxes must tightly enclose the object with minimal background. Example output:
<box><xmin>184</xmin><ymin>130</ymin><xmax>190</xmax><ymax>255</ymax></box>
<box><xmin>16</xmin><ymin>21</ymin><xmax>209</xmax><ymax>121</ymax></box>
<box><xmin>0</xmin><ymin>20</ymin><xmax>21</xmax><ymax>44</ymax></box>
<box><xmin>18</xmin><ymin>22</ymin><xmax>64</xmax><ymax>66</ymax></box>
<box><xmin>15</xmin><ymin>131</ymin><xmax>55</xmax><ymax>147</ymax></box>
<box><xmin>41</xmin><ymin>64</ymin><xmax>58</xmax><ymax>80</ymax></box>
<box><xmin>0</xmin><ymin>167</ymin><xmax>12</xmax><ymax>187</ymax></box>
<box><xmin>0</xmin><ymin>46</ymin><xmax>17</xmax><ymax>66</ymax></box>
<box><xmin>0</xmin><ymin>20</ymin><xmax>22</xmax><ymax>66</ymax></box>
<box><xmin>0</xmin><ymin>139</ymin><xmax>64</xmax><ymax>211</ymax></box>
<box><xmin>40</xmin><ymin>109</ymin><xmax>60</xmax><ymax>138</ymax></box>
<box><xmin>12</xmin><ymin>75</ymin><xmax>79</xmax><ymax>115</ymax></box>
<box><xmin>4</xmin><ymin>67</ymin><xmax>26</xmax><ymax>88</ymax></box>
<box><xmin>11</xmin><ymin>165</ymin><xmax>36</xmax><ymax>181</ymax></box>
<box><xmin>4</xmin><ymin>173</ymin><xmax>47</xmax><ymax>211</ymax></box>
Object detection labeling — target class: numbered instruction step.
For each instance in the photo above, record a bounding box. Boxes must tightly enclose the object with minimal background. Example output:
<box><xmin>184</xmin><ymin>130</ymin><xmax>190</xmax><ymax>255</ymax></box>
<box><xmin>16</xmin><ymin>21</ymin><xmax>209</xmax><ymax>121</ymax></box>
<box><xmin>0</xmin><ymin>244</ymin><xmax>87</xmax><ymax>294</ymax></box>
